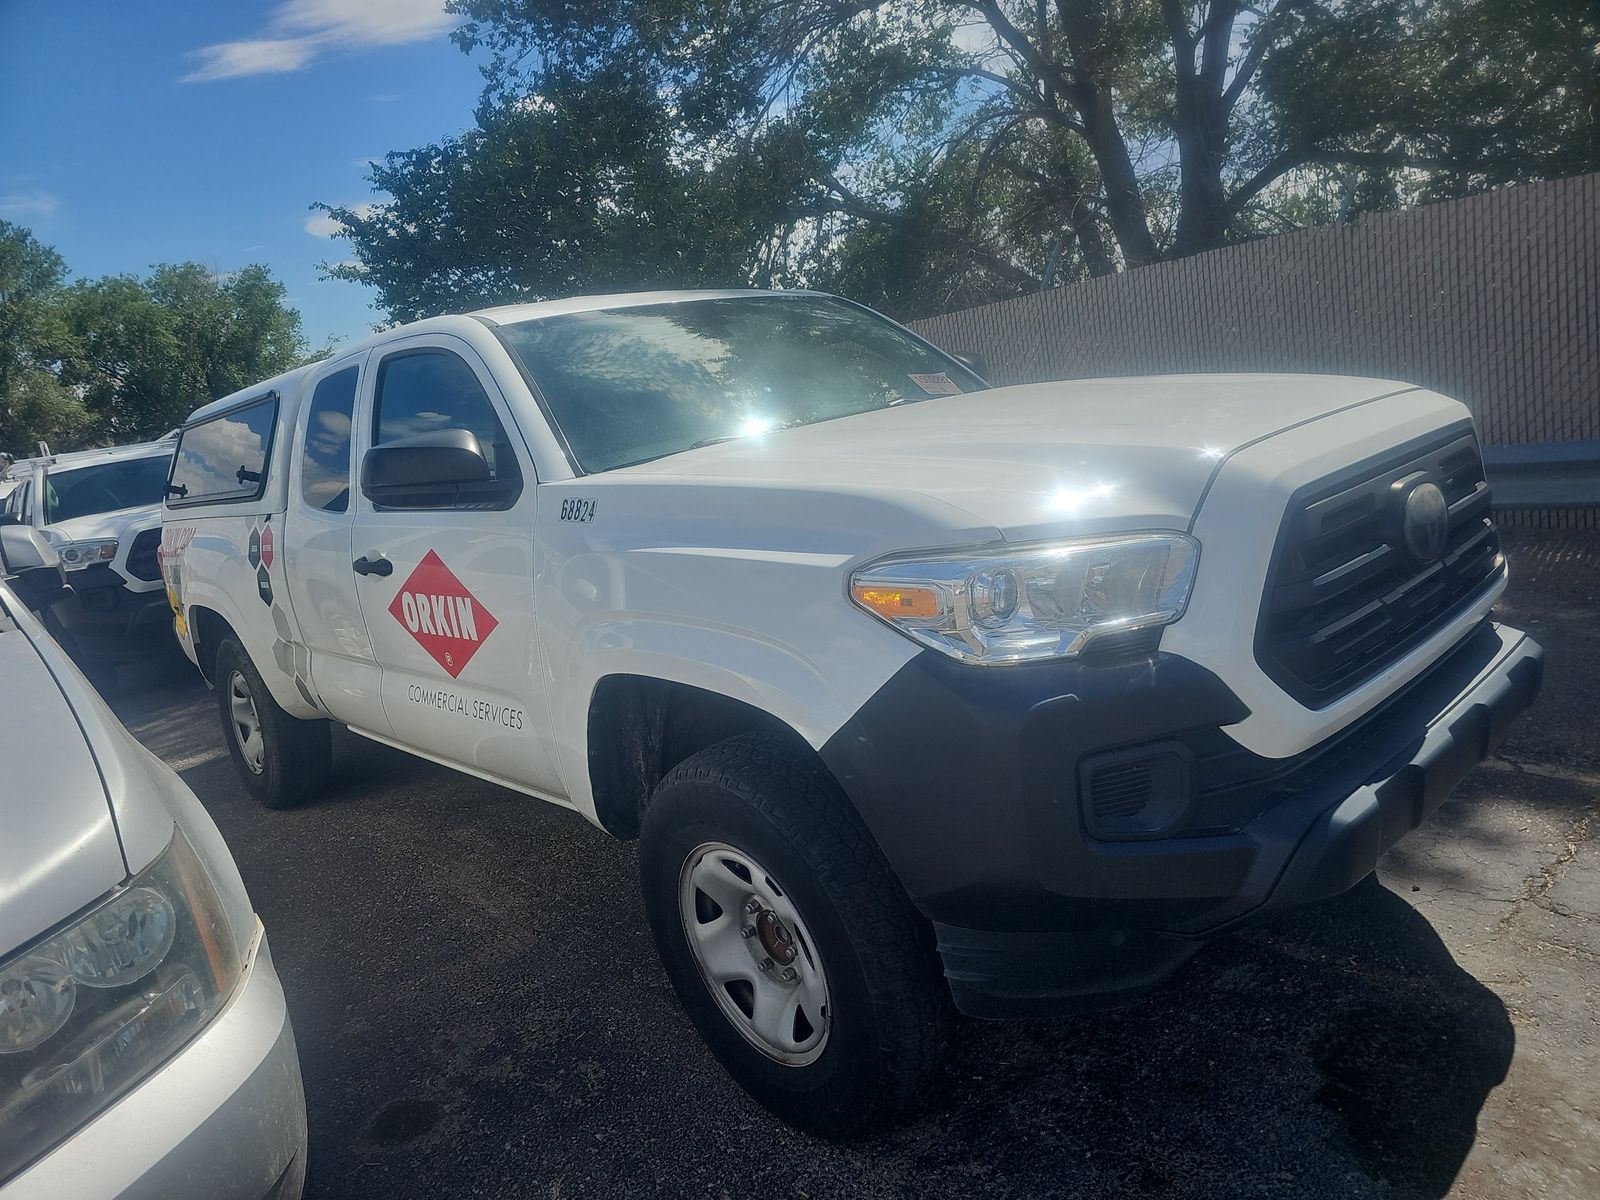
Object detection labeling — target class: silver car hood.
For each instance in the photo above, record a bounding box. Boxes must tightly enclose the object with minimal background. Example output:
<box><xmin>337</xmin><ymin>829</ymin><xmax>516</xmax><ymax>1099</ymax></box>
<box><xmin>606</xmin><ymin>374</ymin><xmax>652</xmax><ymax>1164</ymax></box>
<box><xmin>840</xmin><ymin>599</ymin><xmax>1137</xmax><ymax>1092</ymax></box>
<box><xmin>0</xmin><ymin>595</ymin><xmax>126</xmax><ymax>955</ymax></box>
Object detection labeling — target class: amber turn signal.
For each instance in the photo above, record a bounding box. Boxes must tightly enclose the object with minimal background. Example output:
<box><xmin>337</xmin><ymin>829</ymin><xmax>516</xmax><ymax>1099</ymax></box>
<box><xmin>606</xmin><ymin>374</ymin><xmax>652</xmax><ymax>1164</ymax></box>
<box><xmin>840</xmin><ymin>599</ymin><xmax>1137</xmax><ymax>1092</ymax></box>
<box><xmin>850</xmin><ymin>583</ymin><xmax>941</xmax><ymax>620</ymax></box>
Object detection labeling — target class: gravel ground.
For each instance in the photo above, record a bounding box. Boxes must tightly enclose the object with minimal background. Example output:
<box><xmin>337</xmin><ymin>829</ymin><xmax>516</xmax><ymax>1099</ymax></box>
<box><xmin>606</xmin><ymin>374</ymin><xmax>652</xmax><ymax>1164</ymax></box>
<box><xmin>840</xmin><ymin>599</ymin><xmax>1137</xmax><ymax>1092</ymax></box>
<box><xmin>108</xmin><ymin>529</ymin><xmax>1599</xmax><ymax>1200</ymax></box>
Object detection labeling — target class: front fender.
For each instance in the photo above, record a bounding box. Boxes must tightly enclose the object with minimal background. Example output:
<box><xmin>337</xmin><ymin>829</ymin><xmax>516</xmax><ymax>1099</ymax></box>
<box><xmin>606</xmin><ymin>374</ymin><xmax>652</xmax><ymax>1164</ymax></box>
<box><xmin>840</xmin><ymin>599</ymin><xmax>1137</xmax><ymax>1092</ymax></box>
<box><xmin>554</xmin><ymin>614</ymin><xmax>917</xmax><ymax>821</ymax></box>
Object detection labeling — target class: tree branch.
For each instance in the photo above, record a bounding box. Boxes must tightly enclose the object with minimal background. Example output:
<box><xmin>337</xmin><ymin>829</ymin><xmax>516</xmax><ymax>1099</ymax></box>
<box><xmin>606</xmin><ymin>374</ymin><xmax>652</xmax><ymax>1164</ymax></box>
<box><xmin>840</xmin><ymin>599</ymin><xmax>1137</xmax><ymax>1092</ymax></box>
<box><xmin>820</xmin><ymin>174</ymin><xmax>1041</xmax><ymax>289</ymax></box>
<box><xmin>1222</xmin><ymin>0</ymin><xmax>1309</xmax><ymax>114</ymax></box>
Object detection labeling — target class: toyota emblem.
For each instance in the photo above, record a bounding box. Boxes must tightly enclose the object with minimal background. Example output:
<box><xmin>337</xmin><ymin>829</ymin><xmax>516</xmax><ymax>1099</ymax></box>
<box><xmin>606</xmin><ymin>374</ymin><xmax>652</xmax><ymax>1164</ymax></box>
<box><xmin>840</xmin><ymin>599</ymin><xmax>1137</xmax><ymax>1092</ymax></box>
<box><xmin>1402</xmin><ymin>481</ymin><xmax>1450</xmax><ymax>565</ymax></box>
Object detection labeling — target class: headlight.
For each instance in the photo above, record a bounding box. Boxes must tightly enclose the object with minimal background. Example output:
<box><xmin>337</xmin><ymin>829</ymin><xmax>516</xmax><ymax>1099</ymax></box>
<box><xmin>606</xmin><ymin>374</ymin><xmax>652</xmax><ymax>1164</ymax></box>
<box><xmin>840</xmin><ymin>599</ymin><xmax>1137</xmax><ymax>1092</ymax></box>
<box><xmin>849</xmin><ymin>533</ymin><xmax>1199</xmax><ymax>664</ymax></box>
<box><xmin>0</xmin><ymin>830</ymin><xmax>241</xmax><ymax>1183</ymax></box>
<box><xmin>55</xmin><ymin>539</ymin><xmax>119</xmax><ymax>570</ymax></box>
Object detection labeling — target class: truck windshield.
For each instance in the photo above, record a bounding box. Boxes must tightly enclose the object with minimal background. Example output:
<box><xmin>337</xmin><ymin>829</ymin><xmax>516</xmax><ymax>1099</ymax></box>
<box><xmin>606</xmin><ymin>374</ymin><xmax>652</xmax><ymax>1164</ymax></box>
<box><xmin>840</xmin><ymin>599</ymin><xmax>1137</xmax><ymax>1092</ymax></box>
<box><xmin>493</xmin><ymin>295</ymin><xmax>985</xmax><ymax>472</ymax></box>
<box><xmin>45</xmin><ymin>454</ymin><xmax>171</xmax><ymax>523</ymax></box>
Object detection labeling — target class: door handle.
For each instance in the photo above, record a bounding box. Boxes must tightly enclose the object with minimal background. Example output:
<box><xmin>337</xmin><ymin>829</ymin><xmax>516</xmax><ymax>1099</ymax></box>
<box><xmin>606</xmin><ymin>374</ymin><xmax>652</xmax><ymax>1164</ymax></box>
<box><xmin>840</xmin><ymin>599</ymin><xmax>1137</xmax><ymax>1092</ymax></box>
<box><xmin>352</xmin><ymin>555</ymin><xmax>393</xmax><ymax>577</ymax></box>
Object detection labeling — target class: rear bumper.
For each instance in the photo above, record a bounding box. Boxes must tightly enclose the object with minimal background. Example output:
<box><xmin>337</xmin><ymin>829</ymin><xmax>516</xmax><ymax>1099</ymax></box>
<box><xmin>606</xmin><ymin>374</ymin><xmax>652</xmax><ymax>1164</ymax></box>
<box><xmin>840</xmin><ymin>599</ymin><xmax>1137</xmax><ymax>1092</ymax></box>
<box><xmin>823</xmin><ymin>622</ymin><xmax>1542</xmax><ymax>1018</ymax></box>
<box><xmin>2</xmin><ymin>929</ymin><xmax>308</xmax><ymax>1200</ymax></box>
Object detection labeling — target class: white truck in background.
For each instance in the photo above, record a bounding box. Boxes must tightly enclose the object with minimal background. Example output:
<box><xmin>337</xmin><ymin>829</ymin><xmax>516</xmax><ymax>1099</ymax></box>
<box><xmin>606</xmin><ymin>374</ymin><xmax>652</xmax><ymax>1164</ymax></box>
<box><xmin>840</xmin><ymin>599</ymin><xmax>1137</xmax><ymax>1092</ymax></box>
<box><xmin>159</xmin><ymin>289</ymin><xmax>1541</xmax><ymax>1136</ymax></box>
<box><xmin>2</xmin><ymin>439</ymin><xmax>176</xmax><ymax>688</ymax></box>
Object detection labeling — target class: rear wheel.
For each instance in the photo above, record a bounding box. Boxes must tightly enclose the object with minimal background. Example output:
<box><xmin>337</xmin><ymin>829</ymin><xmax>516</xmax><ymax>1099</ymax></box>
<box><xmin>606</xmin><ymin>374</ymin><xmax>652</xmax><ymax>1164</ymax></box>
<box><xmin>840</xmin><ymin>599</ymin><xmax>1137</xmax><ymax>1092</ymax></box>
<box><xmin>640</xmin><ymin>732</ymin><xmax>953</xmax><ymax>1138</ymax></box>
<box><xmin>214</xmin><ymin>638</ymin><xmax>330</xmax><ymax>809</ymax></box>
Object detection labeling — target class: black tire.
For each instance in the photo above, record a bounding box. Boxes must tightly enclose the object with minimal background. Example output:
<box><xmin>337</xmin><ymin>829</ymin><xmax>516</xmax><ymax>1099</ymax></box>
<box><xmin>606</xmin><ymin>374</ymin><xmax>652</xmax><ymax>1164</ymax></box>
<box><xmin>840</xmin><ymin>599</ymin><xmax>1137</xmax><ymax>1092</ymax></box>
<box><xmin>640</xmin><ymin>732</ymin><xmax>954</xmax><ymax>1138</ymax></box>
<box><xmin>214</xmin><ymin>637</ymin><xmax>331</xmax><ymax>809</ymax></box>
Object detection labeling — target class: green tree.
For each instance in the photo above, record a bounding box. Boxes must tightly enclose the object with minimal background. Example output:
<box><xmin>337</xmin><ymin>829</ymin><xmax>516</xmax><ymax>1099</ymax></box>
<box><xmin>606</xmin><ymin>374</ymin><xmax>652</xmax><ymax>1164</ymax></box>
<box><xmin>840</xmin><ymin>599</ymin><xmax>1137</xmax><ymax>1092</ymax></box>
<box><xmin>62</xmin><ymin>263</ymin><xmax>308</xmax><ymax>440</ymax></box>
<box><xmin>324</xmin><ymin>0</ymin><xmax>1598</xmax><ymax>320</ymax></box>
<box><xmin>0</xmin><ymin>221</ymin><xmax>88</xmax><ymax>455</ymax></box>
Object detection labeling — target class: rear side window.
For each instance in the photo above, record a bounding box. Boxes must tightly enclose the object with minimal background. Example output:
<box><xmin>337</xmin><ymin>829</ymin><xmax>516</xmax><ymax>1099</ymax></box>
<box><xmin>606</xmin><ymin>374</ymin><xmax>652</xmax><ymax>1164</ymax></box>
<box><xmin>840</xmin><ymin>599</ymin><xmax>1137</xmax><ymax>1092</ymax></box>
<box><xmin>168</xmin><ymin>395</ymin><xmax>279</xmax><ymax>506</ymax></box>
<box><xmin>373</xmin><ymin>351</ymin><xmax>520</xmax><ymax>484</ymax></box>
<box><xmin>301</xmin><ymin>367</ymin><xmax>358</xmax><ymax>513</ymax></box>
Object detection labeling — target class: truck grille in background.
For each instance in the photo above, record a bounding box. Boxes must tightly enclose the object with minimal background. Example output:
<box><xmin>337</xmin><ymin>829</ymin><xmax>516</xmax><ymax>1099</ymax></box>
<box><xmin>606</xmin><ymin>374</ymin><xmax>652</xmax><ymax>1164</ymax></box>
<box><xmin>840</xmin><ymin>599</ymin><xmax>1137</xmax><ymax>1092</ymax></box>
<box><xmin>1257</xmin><ymin>428</ymin><xmax>1503</xmax><ymax>706</ymax></box>
<box><xmin>126</xmin><ymin>529</ymin><xmax>162</xmax><ymax>582</ymax></box>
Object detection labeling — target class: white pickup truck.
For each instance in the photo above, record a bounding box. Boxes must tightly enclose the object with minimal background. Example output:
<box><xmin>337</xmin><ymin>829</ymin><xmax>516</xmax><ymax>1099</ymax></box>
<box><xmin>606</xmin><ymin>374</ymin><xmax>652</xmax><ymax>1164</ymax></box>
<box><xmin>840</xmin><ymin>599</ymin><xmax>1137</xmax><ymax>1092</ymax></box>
<box><xmin>160</xmin><ymin>289</ymin><xmax>1542</xmax><ymax>1135</ymax></box>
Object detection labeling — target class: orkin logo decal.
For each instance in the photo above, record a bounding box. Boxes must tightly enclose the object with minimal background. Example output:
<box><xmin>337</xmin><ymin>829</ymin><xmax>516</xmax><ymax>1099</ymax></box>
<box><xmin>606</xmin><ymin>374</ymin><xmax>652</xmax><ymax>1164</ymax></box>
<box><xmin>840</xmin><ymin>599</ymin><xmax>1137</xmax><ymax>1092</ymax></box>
<box><xmin>387</xmin><ymin>549</ymin><xmax>499</xmax><ymax>679</ymax></box>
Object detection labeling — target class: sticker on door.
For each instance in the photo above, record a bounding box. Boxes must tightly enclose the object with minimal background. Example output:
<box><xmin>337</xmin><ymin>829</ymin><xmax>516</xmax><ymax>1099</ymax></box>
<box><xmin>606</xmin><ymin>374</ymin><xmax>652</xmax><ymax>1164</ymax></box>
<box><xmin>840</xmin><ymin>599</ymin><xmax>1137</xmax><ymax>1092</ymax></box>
<box><xmin>387</xmin><ymin>549</ymin><xmax>500</xmax><ymax>678</ymax></box>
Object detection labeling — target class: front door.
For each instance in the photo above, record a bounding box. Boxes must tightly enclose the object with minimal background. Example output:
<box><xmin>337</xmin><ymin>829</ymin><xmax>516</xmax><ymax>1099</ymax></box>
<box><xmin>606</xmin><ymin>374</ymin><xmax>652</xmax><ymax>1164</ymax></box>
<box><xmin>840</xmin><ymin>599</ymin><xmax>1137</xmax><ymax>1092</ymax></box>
<box><xmin>282</xmin><ymin>354</ymin><xmax>392</xmax><ymax>736</ymax></box>
<box><xmin>349</xmin><ymin>334</ymin><xmax>563</xmax><ymax>798</ymax></box>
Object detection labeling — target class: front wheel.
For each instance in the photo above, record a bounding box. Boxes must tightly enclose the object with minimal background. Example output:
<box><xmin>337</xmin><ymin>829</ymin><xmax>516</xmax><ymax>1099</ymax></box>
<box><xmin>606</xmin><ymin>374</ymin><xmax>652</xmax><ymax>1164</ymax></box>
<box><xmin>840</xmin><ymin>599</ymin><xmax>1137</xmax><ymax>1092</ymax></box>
<box><xmin>640</xmin><ymin>733</ymin><xmax>953</xmax><ymax>1138</ymax></box>
<box><xmin>214</xmin><ymin>638</ymin><xmax>331</xmax><ymax>809</ymax></box>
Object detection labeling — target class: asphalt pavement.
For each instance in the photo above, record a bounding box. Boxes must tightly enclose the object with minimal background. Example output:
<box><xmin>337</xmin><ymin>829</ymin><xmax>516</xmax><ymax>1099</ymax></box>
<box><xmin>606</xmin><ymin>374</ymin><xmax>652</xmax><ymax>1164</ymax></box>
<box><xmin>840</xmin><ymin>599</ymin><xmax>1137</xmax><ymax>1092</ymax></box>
<box><xmin>107</xmin><ymin>528</ymin><xmax>1599</xmax><ymax>1200</ymax></box>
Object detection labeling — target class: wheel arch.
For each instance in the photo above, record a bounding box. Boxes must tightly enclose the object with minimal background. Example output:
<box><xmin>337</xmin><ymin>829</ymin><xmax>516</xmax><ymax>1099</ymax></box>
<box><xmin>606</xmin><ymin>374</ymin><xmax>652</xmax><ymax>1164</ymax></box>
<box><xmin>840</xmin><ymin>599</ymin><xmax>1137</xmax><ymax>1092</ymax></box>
<box><xmin>184</xmin><ymin>600</ymin><xmax>321</xmax><ymax>718</ymax></box>
<box><xmin>586</xmin><ymin>674</ymin><xmax>815</xmax><ymax>840</ymax></box>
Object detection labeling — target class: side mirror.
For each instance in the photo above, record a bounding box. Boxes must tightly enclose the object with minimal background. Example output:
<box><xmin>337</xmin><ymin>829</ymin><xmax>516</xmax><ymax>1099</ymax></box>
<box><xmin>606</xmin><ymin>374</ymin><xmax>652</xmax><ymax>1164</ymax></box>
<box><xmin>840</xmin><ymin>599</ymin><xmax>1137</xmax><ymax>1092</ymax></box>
<box><xmin>361</xmin><ymin>429</ymin><xmax>505</xmax><ymax>510</ymax></box>
<box><xmin>0</xmin><ymin>526</ymin><xmax>71</xmax><ymax>612</ymax></box>
<box><xmin>0</xmin><ymin>513</ymin><xmax>20</xmax><ymax>527</ymax></box>
<box><xmin>950</xmin><ymin>352</ymin><xmax>990</xmax><ymax>384</ymax></box>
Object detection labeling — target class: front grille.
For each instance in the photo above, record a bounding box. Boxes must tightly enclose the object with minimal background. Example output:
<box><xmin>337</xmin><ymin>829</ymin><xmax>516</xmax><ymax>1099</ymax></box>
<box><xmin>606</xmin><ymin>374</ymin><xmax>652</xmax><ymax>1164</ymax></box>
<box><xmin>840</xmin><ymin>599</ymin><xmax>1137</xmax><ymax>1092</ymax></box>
<box><xmin>1257</xmin><ymin>426</ymin><xmax>1503</xmax><ymax>706</ymax></box>
<box><xmin>126</xmin><ymin>528</ymin><xmax>162</xmax><ymax>581</ymax></box>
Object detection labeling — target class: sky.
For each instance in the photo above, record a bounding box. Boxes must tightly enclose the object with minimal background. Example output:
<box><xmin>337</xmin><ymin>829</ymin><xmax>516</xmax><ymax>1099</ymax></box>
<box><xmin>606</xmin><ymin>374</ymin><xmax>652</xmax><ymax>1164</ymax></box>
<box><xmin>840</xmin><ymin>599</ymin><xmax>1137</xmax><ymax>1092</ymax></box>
<box><xmin>0</xmin><ymin>0</ymin><xmax>486</xmax><ymax>350</ymax></box>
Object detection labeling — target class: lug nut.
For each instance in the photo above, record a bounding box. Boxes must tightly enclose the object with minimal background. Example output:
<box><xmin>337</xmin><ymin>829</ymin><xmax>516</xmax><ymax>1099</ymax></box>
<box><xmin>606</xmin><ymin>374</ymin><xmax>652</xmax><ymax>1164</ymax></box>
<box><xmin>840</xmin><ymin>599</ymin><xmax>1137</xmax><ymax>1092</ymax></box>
<box><xmin>779</xmin><ymin>967</ymin><xmax>799</xmax><ymax>982</ymax></box>
<box><xmin>744</xmin><ymin>898</ymin><xmax>762</xmax><ymax>914</ymax></box>
<box><xmin>741</xmin><ymin>924</ymin><xmax>758</xmax><ymax>939</ymax></box>
<box><xmin>757</xmin><ymin>958</ymin><xmax>774</xmax><ymax>972</ymax></box>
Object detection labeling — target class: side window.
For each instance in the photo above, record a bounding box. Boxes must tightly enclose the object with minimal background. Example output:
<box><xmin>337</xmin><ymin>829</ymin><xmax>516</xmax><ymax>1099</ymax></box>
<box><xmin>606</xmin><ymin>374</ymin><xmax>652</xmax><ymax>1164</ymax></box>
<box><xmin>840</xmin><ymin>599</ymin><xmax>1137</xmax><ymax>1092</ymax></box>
<box><xmin>373</xmin><ymin>351</ymin><xmax>521</xmax><ymax>485</ymax></box>
<box><xmin>168</xmin><ymin>395</ymin><xmax>279</xmax><ymax>506</ymax></box>
<box><xmin>301</xmin><ymin>366</ymin><xmax>358</xmax><ymax>513</ymax></box>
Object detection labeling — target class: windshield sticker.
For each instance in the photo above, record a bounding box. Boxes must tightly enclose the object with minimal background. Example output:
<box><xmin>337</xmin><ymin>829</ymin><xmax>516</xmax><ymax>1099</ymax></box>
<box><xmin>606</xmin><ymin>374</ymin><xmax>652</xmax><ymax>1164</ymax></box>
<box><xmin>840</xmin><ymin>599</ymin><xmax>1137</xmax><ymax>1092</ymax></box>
<box><xmin>908</xmin><ymin>372</ymin><xmax>961</xmax><ymax>396</ymax></box>
<box><xmin>387</xmin><ymin>549</ymin><xmax>499</xmax><ymax>678</ymax></box>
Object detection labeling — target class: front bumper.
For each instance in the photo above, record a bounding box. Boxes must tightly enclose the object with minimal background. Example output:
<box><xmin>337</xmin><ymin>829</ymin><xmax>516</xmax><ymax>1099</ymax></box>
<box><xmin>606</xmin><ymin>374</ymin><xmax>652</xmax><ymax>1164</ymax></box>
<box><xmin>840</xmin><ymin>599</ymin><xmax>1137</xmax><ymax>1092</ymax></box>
<box><xmin>49</xmin><ymin>564</ymin><xmax>172</xmax><ymax>661</ymax></box>
<box><xmin>3</xmin><ymin>928</ymin><xmax>308</xmax><ymax>1200</ymax></box>
<box><xmin>821</xmin><ymin>621</ymin><xmax>1542</xmax><ymax>1018</ymax></box>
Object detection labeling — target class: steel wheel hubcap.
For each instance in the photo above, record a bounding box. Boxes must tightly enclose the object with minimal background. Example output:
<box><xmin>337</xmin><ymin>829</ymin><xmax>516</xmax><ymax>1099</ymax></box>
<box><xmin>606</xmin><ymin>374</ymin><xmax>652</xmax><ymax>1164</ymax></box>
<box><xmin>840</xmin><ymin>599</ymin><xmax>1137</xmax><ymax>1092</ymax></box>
<box><xmin>227</xmin><ymin>670</ymin><xmax>265</xmax><ymax>775</ymax></box>
<box><xmin>678</xmin><ymin>842</ymin><xmax>830</xmax><ymax>1066</ymax></box>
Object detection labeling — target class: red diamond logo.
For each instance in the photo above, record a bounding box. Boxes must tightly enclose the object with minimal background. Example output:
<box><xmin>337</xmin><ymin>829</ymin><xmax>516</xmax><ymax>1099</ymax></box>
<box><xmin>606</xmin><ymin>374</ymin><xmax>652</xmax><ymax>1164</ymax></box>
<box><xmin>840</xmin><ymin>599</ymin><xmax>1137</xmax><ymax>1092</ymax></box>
<box><xmin>260</xmin><ymin>525</ymin><xmax>275</xmax><ymax>568</ymax></box>
<box><xmin>386</xmin><ymin>550</ymin><xmax>499</xmax><ymax>678</ymax></box>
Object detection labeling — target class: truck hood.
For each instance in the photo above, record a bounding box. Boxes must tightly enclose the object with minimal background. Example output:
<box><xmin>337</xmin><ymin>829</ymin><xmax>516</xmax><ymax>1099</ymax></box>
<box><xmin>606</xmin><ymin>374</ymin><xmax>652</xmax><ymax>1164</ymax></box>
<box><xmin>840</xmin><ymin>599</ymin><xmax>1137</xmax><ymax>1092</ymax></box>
<box><xmin>44</xmin><ymin>504</ymin><xmax>161</xmax><ymax>544</ymax></box>
<box><xmin>0</xmin><ymin>594</ymin><xmax>127</xmax><ymax>955</ymax></box>
<box><xmin>612</xmin><ymin>374</ymin><xmax>1418</xmax><ymax>539</ymax></box>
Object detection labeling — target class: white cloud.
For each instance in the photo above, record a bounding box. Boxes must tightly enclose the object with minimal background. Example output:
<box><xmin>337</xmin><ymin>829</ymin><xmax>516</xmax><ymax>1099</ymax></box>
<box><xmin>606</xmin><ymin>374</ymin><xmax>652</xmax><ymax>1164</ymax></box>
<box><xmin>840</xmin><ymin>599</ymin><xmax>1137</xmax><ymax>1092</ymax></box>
<box><xmin>182</xmin><ymin>36</ymin><xmax>320</xmax><ymax>82</ymax></box>
<box><xmin>304</xmin><ymin>212</ymin><xmax>345</xmax><ymax>237</ymax></box>
<box><xmin>305</xmin><ymin>202</ymin><xmax>377</xmax><ymax>238</ymax></box>
<box><xmin>0</xmin><ymin>190</ymin><xmax>61</xmax><ymax>220</ymax></box>
<box><xmin>950</xmin><ymin>21</ymin><xmax>993</xmax><ymax>55</ymax></box>
<box><xmin>182</xmin><ymin>0</ymin><xmax>454</xmax><ymax>83</ymax></box>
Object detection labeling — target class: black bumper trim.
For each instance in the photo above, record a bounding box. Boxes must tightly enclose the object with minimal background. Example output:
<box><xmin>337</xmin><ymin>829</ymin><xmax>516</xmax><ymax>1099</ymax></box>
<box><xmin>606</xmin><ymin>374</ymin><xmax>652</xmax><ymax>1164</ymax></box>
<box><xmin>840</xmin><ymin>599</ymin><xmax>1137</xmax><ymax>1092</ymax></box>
<box><xmin>825</xmin><ymin>623</ymin><xmax>1542</xmax><ymax>1018</ymax></box>
<box><xmin>1200</xmin><ymin>627</ymin><xmax>1542</xmax><ymax>936</ymax></box>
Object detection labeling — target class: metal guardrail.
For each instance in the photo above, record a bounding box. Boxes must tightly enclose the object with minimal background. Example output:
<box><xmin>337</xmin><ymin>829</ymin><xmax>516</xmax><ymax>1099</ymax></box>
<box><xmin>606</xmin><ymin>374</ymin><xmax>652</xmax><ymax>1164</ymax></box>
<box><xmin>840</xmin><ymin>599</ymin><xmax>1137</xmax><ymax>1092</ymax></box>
<box><xmin>1484</xmin><ymin>441</ymin><xmax>1600</xmax><ymax>509</ymax></box>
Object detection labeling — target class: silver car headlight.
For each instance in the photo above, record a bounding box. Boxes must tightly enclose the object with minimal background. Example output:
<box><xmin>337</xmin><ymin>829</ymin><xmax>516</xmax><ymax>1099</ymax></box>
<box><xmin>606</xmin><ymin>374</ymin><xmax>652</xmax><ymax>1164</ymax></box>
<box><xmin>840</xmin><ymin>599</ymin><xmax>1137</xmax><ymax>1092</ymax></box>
<box><xmin>849</xmin><ymin>533</ymin><xmax>1199</xmax><ymax>664</ymax></box>
<box><xmin>54</xmin><ymin>539</ymin><xmax>120</xmax><ymax>571</ymax></box>
<box><xmin>0</xmin><ymin>829</ymin><xmax>242</xmax><ymax>1183</ymax></box>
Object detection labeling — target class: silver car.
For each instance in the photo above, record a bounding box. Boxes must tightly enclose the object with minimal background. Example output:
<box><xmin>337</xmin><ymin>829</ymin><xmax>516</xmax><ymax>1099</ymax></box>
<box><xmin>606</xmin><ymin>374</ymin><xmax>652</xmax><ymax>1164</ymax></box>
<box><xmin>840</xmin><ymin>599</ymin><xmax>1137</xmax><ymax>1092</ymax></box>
<box><xmin>0</xmin><ymin>527</ymin><xmax>307</xmax><ymax>1199</ymax></box>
